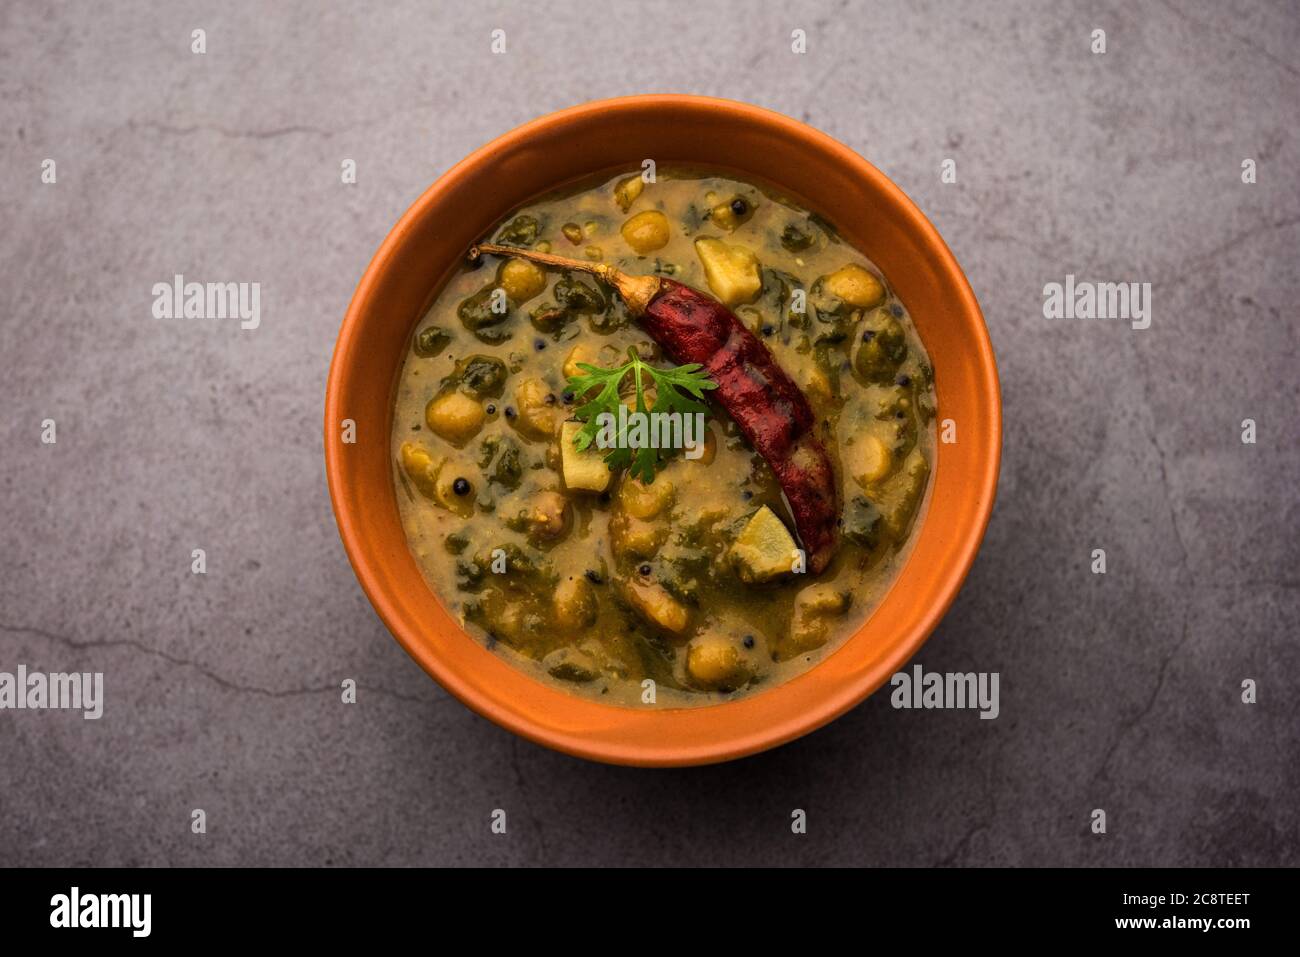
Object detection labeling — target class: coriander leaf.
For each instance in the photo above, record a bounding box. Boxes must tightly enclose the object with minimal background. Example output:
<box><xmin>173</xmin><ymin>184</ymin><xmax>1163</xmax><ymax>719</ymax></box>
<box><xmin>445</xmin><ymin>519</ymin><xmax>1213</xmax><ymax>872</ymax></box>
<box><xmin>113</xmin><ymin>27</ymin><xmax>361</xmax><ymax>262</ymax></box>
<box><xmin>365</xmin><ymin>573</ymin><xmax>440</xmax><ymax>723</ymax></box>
<box><xmin>563</xmin><ymin>347</ymin><xmax>717</xmax><ymax>484</ymax></box>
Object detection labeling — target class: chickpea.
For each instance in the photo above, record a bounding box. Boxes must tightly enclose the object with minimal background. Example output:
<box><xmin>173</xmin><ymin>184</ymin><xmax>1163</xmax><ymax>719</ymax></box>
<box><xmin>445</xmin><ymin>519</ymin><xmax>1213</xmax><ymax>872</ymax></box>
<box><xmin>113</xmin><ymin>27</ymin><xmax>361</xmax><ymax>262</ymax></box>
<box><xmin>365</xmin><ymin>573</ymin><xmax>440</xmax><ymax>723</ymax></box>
<box><xmin>400</xmin><ymin>443</ymin><xmax>473</xmax><ymax>516</ymax></box>
<box><xmin>564</xmin><ymin>343</ymin><xmax>600</xmax><ymax>386</ymax></box>
<box><xmin>491</xmin><ymin>604</ymin><xmax>526</xmax><ymax>644</ymax></box>
<box><xmin>552</xmin><ymin>576</ymin><xmax>597</xmax><ymax>630</ymax></box>
<box><xmin>544</xmin><ymin>439</ymin><xmax>562</xmax><ymax>473</ymax></box>
<box><xmin>798</xmin><ymin>584</ymin><xmax>850</xmax><ymax>616</ymax></box>
<box><xmin>498</xmin><ymin>258</ymin><xmax>548</xmax><ymax>303</ymax></box>
<box><xmin>610</xmin><ymin>513</ymin><xmax>667</xmax><ymax>560</ymax></box>
<box><xmin>425</xmin><ymin>391</ymin><xmax>485</xmax><ymax>444</ymax></box>
<box><xmin>852</xmin><ymin>435</ymin><xmax>893</xmax><ymax>485</ymax></box>
<box><xmin>399</xmin><ymin>442</ymin><xmax>440</xmax><ymax>499</ymax></box>
<box><xmin>620</xmin><ymin>210</ymin><xmax>671</xmax><ymax>254</ymax></box>
<box><xmin>824</xmin><ymin>263</ymin><xmax>885</xmax><ymax>309</ymax></box>
<box><xmin>614</xmin><ymin>175</ymin><xmax>644</xmax><ymax>211</ymax></box>
<box><xmin>521</xmin><ymin>490</ymin><xmax>572</xmax><ymax>543</ymax></box>
<box><xmin>789</xmin><ymin>585</ymin><xmax>850</xmax><ymax>651</ymax></box>
<box><xmin>708</xmin><ymin>195</ymin><xmax>756</xmax><ymax>231</ymax></box>
<box><xmin>686</xmin><ymin>634</ymin><xmax>750</xmax><ymax>690</ymax></box>
<box><xmin>434</xmin><ymin>467</ymin><xmax>475</xmax><ymax>518</ymax></box>
<box><xmin>801</xmin><ymin>364</ymin><xmax>832</xmax><ymax>408</ymax></box>
<box><xmin>619</xmin><ymin>475</ymin><xmax>674</xmax><ymax>520</ymax></box>
<box><xmin>789</xmin><ymin>614</ymin><xmax>830</xmax><ymax>652</ymax></box>
<box><xmin>690</xmin><ymin>425</ymin><xmax>717</xmax><ymax>465</ymax></box>
<box><xmin>513</xmin><ymin>377</ymin><xmax>557</xmax><ymax>439</ymax></box>
<box><xmin>625</xmin><ymin>580</ymin><xmax>689</xmax><ymax>634</ymax></box>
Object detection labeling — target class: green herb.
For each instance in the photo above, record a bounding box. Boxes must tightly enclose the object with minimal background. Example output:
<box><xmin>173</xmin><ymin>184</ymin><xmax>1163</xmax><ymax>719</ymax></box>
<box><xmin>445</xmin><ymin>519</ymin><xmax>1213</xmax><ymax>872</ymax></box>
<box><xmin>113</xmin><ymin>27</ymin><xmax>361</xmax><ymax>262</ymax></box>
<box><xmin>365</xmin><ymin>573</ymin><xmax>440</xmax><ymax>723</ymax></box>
<box><xmin>566</xmin><ymin>347</ymin><xmax>717</xmax><ymax>484</ymax></box>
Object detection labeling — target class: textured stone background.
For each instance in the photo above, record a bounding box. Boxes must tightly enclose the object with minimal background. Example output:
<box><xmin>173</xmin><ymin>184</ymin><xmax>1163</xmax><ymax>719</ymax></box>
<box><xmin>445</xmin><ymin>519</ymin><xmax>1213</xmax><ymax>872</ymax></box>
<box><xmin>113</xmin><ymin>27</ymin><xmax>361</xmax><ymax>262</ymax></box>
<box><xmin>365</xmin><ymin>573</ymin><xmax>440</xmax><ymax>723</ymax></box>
<box><xmin>1</xmin><ymin>0</ymin><xmax>1297</xmax><ymax>866</ymax></box>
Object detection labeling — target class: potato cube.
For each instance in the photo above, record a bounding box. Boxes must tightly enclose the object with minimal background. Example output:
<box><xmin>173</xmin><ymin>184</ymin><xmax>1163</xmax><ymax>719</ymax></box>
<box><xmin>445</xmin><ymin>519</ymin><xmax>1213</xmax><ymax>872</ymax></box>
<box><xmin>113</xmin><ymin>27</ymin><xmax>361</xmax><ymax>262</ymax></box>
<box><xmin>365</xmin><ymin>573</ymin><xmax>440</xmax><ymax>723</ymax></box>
<box><xmin>729</xmin><ymin>505</ymin><xmax>799</xmax><ymax>583</ymax></box>
<box><xmin>694</xmin><ymin>238</ymin><xmax>762</xmax><ymax>306</ymax></box>
<box><xmin>560</xmin><ymin>420</ymin><xmax>612</xmax><ymax>492</ymax></box>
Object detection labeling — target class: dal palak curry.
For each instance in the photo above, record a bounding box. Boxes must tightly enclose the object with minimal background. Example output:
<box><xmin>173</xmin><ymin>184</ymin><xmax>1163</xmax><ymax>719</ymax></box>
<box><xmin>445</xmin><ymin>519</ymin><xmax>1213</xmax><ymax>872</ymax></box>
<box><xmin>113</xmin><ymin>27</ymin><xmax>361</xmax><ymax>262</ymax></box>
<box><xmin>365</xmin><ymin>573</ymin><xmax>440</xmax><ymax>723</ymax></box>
<box><xmin>390</xmin><ymin>168</ymin><xmax>935</xmax><ymax>707</ymax></box>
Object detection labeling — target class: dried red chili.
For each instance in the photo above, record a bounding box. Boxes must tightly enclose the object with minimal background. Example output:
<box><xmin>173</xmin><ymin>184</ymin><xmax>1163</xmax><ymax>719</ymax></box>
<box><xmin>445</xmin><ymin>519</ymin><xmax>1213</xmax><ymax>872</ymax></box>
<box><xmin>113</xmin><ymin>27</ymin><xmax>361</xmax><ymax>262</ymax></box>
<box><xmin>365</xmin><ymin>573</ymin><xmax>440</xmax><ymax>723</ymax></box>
<box><xmin>469</xmin><ymin>242</ymin><xmax>839</xmax><ymax>573</ymax></box>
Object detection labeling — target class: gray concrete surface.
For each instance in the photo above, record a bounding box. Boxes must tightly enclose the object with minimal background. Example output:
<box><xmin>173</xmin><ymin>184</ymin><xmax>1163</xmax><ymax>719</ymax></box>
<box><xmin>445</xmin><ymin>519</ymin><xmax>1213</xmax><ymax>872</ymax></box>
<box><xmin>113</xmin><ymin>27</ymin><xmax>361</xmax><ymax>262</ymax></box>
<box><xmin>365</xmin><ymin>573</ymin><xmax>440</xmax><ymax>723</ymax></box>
<box><xmin>1</xmin><ymin>0</ymin><xmax>1297</xmax><ymax>867</ymax></box>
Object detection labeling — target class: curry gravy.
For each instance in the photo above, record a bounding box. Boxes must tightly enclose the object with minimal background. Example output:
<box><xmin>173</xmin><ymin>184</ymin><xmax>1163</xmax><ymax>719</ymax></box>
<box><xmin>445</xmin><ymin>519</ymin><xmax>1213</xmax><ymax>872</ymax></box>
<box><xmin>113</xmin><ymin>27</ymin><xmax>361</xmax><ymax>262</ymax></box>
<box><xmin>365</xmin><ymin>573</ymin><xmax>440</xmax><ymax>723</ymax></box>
<box><xmin>391</xmin><ymin>169</ymin><xmax>935</xmax><ymax>708</ymax></box>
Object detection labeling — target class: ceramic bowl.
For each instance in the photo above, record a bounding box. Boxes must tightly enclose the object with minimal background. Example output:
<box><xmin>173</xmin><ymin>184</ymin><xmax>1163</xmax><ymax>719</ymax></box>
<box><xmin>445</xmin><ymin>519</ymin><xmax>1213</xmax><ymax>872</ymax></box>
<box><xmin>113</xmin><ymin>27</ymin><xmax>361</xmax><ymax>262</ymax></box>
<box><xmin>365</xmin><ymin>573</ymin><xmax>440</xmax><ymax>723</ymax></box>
<box><xmin>325</xmin><ymin>95</ymin><xmax>1000</xmax><ymax>766</ymax></box>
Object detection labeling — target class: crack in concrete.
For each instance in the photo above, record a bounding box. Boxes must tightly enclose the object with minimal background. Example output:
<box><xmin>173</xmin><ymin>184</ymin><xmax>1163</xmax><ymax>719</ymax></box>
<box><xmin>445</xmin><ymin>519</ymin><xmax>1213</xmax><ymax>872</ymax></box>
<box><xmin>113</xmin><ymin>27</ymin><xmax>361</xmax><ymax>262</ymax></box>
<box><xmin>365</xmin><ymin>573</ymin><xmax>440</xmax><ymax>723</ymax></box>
<box><xmin>121</xmin><ymin>93</ymin><xmax>464</xmax><ymax>145</ymax></box>
<box><xmin>1138</xmin><ymin>358</ymin><xmax>1193</xmax><ymax>576</ymax></box>
<box><xmin>938</xmin><ymin>817</ymin><xmax>991</xmax><ymax>867</ymax></box>
<box><xmin>127</xmin><ymin>119</ymin><xmax>337</xmax><ymax>140</ymax></box>
<box><xmin>1163</xmin><ymin>215</ymin><xmax>1300</xmax><ymax>286</ymax></box>
<box><xmin>508</xmin><ymin>736</ymin><xmax>551</xmax><ymax>864</ymax></box>
<box><xmin>0</xmin><ymin>621</ymin><xmax>435</xmax><ymax>705</ymax></box>
<box><xmin>1084</xmin><ymin>327</ymin><xmax>1199</xmax><ymax>786</ymax></box>
<box><xmin>1205</xmin><ymin>579</ymin><xmax>1300</xmax><ymax>591</ymax></box>
<box><xmin>936</xmin><ymin>776</ymin><xmax>1000</xmax><ymax>867</ymax></box>
<box><xmin>1091</xmin><ymin>614</ymin><xmax>1192</xmax><ymax>785</ymax></box>
<box><xmin>1156</xmin><ymin>0</ymin><xmax>1300</xmax><ymax>82</ymax></box>
<box><xmin>1078</xmin><ymin>210</ymin><xmax>1300</xmax><ymax>792</ymax></box>
<box><xmin>1131</xmin><ymin>211</ymin><xmax>1300</xmax><ymax>581</ymax></box>
<box><xmin>974</xmin><ymin>227</ymin><xmax>1075</xmax><ymax>265</ymax></box>
<box><xmin>936</xmin><ymin>721</ymin><xmax>1004</xmax><ymax>867</ymax></box>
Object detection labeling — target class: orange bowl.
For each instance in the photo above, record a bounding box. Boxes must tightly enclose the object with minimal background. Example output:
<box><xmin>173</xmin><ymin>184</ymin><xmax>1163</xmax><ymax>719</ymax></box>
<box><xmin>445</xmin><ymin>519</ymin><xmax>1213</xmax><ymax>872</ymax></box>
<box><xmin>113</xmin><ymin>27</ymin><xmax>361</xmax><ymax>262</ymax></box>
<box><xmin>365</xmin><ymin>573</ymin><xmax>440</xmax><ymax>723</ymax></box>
<box><xmin>325</xmin><ymin>95</ymin><xmax>1000</xmax><ymax>766</ymax></box>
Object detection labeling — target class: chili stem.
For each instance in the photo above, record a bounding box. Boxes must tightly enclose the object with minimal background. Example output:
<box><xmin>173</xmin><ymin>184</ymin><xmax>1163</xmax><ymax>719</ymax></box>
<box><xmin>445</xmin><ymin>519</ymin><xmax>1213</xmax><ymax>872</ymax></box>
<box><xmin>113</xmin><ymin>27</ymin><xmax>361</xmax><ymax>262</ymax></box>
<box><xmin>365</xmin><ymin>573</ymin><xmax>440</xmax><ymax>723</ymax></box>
<box><xmin>469</xmin><ymin>242</ymin><xmax>662</xmax><ymax>316</ymax></box>
<box><xmin>471</xmin><ymin>242</ymin><xmax>612</xmax><ymax>279</ymax></box>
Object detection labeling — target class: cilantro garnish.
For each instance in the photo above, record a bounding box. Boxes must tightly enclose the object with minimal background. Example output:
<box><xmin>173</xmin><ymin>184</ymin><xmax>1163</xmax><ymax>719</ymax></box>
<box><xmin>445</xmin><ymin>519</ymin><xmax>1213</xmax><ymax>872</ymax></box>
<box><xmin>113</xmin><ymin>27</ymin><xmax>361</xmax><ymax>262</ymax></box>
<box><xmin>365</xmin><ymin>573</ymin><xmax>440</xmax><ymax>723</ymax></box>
<box><xmin>566</xmin><ymin>347</ymin><xmax>717</xmax><ymax>484</ymax></box>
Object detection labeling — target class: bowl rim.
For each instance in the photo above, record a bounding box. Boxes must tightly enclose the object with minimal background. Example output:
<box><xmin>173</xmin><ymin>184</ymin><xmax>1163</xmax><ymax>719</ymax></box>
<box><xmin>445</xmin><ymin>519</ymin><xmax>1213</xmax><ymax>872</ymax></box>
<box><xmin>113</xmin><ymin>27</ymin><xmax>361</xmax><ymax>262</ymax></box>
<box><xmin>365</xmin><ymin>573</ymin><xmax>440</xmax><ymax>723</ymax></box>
<box><xmin>325</xmin><ymin>94</ymin><xmax>1001</xmax><ymax>766</ymax></box>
